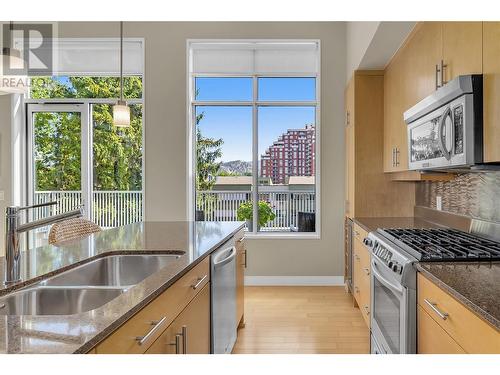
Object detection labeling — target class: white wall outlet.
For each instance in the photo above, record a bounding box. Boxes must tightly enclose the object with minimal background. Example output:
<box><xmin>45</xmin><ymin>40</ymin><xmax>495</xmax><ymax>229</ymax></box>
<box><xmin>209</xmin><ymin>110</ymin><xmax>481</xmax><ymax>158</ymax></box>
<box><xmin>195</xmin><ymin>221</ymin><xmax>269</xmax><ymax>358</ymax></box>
<box><xmin>436</xmin><ymin>196</ymin><xmax>442</xmax><ymax>211</ymax></box>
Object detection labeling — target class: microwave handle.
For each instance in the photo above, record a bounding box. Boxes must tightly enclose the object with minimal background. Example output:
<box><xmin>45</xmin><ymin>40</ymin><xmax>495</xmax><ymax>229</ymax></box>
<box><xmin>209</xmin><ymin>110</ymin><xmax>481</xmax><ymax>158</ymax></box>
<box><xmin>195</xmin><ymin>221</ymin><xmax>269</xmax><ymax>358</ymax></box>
<box><xmin>438</xmin><ymin>106</ymin><xmax>452</xmax><ymax>161</ymax></box>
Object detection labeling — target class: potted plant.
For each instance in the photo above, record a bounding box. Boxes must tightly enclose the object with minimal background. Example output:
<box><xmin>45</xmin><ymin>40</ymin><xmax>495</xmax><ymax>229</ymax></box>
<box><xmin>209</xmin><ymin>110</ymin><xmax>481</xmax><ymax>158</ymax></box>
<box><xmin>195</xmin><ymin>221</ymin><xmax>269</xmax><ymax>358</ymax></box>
<box><xmin>237</xmin><ymin>201</ymin><xmax>276</xmax><ymax>231</ymax></box>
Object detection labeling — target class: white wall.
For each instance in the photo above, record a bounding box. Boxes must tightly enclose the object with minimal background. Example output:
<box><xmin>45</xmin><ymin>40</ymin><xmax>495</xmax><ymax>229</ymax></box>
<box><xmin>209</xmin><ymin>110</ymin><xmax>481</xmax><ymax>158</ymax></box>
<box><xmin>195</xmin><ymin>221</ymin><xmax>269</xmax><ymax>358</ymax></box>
<box><xmin>0</xmin><ymin>22</ymin><xmax>347</xmax><ymax>280</ymax></box>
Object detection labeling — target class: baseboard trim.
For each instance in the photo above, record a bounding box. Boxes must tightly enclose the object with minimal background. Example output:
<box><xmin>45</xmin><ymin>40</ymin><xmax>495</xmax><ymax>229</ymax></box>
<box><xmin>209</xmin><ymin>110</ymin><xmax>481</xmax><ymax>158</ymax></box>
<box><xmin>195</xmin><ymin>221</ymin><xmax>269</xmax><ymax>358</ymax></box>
<box><xmin>244</xmin><ymin>276</ymin><xmax>345</xmax><ymax>286</ymax></box>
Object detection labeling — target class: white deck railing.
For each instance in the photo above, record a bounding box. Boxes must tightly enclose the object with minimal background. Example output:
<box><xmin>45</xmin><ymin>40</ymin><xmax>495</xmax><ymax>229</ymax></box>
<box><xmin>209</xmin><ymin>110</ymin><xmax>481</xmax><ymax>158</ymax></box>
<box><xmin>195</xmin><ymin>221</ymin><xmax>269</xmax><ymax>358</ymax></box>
<box><xmin>34</xmin><ymin>191</ymin><xmax>143</xmax><ymax>228</ymax></box>
<box><xmin>34</xmin><ymin>190</ymin><xmax>314</xmax><ymax>231</ymax></box>
<box><xmin>196</xmin><ymin>190</ymin><xmax>315</xmax><ymax>230</ymax></box>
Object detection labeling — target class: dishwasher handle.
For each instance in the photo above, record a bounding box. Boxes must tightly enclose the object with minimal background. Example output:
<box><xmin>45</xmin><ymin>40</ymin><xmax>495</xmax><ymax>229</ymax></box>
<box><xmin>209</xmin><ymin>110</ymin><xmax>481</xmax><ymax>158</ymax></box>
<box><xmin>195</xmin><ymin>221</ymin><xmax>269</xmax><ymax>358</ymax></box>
<box><xmin>213</xmin><ymin>246</ymin><xmax>236</xmax><ymax>268</ymax></box>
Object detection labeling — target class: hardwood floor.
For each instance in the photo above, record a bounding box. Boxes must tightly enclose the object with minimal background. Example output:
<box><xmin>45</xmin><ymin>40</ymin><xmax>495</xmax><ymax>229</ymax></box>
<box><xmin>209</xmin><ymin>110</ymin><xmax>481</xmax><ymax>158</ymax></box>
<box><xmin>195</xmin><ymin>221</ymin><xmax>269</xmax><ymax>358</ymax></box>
<box><xmin>232</xmin><ymin>286</ymin><xmax>370</xmax><ymax>354</ymax></box>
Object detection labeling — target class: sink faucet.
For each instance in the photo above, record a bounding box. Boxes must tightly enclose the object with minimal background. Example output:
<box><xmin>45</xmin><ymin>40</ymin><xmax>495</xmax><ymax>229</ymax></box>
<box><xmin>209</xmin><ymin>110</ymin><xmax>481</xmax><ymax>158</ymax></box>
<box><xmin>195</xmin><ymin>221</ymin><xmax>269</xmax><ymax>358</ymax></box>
<box><xmin>4</xmin><ymin>201</ymin><xmax>83</xmax><ymax>285</ymax></box>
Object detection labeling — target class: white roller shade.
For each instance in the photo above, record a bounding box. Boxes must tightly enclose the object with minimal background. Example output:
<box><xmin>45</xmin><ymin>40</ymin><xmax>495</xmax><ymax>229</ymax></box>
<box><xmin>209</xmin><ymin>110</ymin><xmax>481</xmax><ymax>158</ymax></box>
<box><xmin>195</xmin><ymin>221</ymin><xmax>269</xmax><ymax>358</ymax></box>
<box><xmin>190</xmin><ymin>41</ymin><xmax>319</xmax><ymax>75</ymax></box>
<box><xmin>14</xmin><ymin>38</ymin><xmax>143</xmax><ymax>76</ymax></box>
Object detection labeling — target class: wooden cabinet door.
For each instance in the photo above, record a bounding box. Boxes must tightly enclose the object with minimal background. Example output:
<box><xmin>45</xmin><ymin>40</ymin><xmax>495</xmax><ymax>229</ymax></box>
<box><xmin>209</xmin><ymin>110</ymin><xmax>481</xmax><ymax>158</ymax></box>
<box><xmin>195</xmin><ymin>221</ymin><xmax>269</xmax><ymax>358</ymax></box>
<box><xmin>383</xmin><ymin>52</ymin><xmax>405</xmax><ymax>172</ymax></box>
<box><xmin>403</xmin><ymin>22</ymin><xmax>442</xmax><ymax>106</ymax></box>
<box><xmin>345</xmin><ymin>77</ymin><xmax>355</xmax><ymax>212</ymax></box>
<box><xmin>418</xmin><ymin>305</ymin><xmax>466</xmax><ymax>354</ymax></box>
<box><xmin>384</xmin><ymin>22</ymin><xmax>441</xmax><ymax>172</ymax></box>
<box><xmin>236</xmin><ymin>237</ymin><xmax>245</xmax><ymax>328</ymax></box>
<box><xmin>146</xmin><ymin>283</ymin><xmax>211</xmax><ymax>354</ymax></box>
<box><xmin>482</xmin><ymin>22</ymin><xmax>500</xmax><ymax>162</ymax></box>
<box><xmin>442</xmin><ymin>22</ymin><xmax>482</xmax><ymax>82</ymax></box>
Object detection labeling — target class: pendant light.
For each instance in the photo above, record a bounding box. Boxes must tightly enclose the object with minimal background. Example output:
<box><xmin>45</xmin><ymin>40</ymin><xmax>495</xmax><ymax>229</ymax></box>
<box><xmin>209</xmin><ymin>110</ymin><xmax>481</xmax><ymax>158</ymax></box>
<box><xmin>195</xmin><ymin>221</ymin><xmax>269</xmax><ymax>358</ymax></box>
<box><xmin>113</xmin><ymin>21</ymin><xmax>130</xmax><ymax>127</ymax></box>
<box><xmin>0</xmin><ymin>21</ymin><xmax>29</xmax><ymax>95</ymax></box>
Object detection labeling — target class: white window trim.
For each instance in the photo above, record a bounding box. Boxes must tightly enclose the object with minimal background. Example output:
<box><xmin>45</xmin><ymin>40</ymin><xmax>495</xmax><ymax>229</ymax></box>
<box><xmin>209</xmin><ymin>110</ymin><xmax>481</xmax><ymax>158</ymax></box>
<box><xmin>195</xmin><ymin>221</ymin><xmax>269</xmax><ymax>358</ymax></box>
<box><xmin>186</xmin><ymin>39</ymin><xmax>321</xmax><ymax>239</ymax></box>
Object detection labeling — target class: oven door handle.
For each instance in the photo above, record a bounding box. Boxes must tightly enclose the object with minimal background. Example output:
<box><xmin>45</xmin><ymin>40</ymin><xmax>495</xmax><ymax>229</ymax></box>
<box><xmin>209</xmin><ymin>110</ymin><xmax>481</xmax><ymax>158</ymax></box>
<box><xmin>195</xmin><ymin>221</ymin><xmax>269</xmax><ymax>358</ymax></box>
<box><xmin>438</xmin><ymin>106</ymin><xmax>452</xmax><ymax>161</ymax></box>
<box><xmin>371</xmin><ymin>260</ymin><xmax>404</xmax><ymax>295</ymax></box>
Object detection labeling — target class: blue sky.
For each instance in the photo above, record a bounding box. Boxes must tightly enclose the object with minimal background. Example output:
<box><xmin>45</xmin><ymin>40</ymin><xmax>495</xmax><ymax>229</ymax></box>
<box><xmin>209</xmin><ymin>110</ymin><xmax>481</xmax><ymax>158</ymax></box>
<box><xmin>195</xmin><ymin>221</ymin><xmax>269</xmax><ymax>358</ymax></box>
<box><xmin>195</xmin><ymin>78</ymin><xmax>315</xmax><ymax>162</ymax></box>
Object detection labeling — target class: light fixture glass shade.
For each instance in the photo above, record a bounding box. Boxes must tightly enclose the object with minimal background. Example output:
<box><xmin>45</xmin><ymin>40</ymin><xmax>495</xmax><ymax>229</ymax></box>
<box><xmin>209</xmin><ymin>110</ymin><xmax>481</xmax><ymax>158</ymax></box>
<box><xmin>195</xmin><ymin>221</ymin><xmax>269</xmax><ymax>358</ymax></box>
<box><xmin>113</xmin><ymin>100</ymin><xmax>131</xmax><ymax>127</ymax></box>
<box><xmin>0</xmin><ymin>49</ymin><xmax>29</xmax><ymax>95</ymax></box>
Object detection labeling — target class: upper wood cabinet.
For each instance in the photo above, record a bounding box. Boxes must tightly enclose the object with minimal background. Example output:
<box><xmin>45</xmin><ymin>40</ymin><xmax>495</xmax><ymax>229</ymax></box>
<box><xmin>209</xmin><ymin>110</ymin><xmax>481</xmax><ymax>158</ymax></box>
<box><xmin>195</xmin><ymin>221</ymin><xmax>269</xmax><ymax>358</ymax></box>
<box><xmin>345</xmin><ymin>71</ymin><xmax>415</xmax><ymax>218</ymax></box>
<box><xmin>345</xmin><ymin>78</ymin><xmax>355</xmax><ymax>217</ymax></box>
<box><xmin>383</xmin><ymin>22</ymin><xmax>484</xmax><ymax>172</ymax></box>
<box><xmin>482</xmin><ymin>22</ymin><xmax>500</xmax><ymax>162</ymax></box>
<box><xmin>442</xmin><ymin>22</ymin><xmax>483</xmax><ymax>81</ymax></box>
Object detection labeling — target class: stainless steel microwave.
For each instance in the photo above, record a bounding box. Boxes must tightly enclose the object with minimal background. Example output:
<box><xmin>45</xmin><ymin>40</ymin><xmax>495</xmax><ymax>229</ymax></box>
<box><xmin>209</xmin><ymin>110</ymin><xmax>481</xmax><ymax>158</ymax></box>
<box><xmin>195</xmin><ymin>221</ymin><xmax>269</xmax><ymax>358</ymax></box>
<box><xmin>403</xmin><ymin>75</ymin><xmax>483</xmax><ymax>170</ymax></box>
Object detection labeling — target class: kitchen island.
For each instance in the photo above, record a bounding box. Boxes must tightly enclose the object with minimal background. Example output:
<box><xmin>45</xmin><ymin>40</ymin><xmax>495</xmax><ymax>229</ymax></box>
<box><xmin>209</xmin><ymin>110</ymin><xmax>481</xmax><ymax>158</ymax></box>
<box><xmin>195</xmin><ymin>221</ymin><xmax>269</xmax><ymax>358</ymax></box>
<box><xmin>0</xmin><ymin>221</ymin><xmax>245</xmax><ymax>354</ymax></box>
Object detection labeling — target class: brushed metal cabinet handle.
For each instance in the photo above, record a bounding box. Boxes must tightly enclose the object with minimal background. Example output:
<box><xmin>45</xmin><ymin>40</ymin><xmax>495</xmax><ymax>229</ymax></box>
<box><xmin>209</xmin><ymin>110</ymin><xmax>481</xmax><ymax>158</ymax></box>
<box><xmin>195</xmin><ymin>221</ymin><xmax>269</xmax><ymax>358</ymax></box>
<box><xmin>363</xmin><ymin>267</ymin><xmax>370</xmax><ymax>275</ymax></box>
<box><xmin>181</xmin><ymin>325</ymin><xmax>188</xmax><ymax>354</ymax></box>
<box><xmin>135</xmin><ymin>316</ymin><xmax>168</xmax><ymax>346</ymax></box>
<box><xmin>364</xmin><ymin>306</ymin><xmax>370</xmax><ymax>315</ymax></box>
<box><xmin>169</xmin><ymin>334</ymin><xmax>181</xmax><ymax>354</ymax></box>
<box><xmin>354</xmin><ymin>286</ymin><xmax>360</xmax><ymax>294</ymax></box>
<box><xmin>441</xmin><ymin>60</ymin><xmax>448</xmax><ymax>86</ymax></box>
<box><xmin>435</xmin><ymin>63</ymin><xmax>440</xmax><ymax>90</ymax></box>
<box><xmin>191</xmin><ymin>274</ymin><xmax>208</xmax><ymax>290</ymax></box>
<box><xmin>424</xmin><ymin>299</ymin><xmax>449</xmax><ymax>320</ymax></box>
<box><xmin>243</xmin><ymin>250</ymin><xmax>247</xmax><ymax>268</ymax></box>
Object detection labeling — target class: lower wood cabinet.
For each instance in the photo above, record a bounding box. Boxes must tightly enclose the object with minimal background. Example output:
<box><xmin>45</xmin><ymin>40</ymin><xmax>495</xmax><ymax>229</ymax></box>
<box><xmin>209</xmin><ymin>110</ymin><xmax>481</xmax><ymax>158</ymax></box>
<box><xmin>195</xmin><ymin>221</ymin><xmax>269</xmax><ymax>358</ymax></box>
<box><xmin>417</xmin><ymin>273</ymin><xmax>500</xmax><ymax>354</ymax></box>
<box><xmin>94</xmin><ymin>256</ymin><xmax>210</xmax><ymax>354</ymax></box>
<box><xmin>145</xmin><ymin>283</ymin><xmax>210</xmax><ymax>354</ymax></box>
<box><xmin>417</xmin><ymin>305</ymin><xmax>465</xmax><ymax>354</ymax></box>
<box><xmin>352</xmin><ymin>225</ymin><xmax>371</xmax><ymax>328</ymax></box>
<box><xmin>235</xmin><ymin>234</ymin><xmax>246</xmax><ymax>328</ymax></box>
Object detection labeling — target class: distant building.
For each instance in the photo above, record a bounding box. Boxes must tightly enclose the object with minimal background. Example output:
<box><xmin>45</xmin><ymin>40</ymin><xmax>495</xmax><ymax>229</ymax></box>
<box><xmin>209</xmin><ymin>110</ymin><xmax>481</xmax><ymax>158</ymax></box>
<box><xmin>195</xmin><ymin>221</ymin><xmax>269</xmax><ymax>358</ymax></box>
<box><xmin>260</xmin><ymin>124</ymin><xmax>315</xmax><ymax>184</ymax></box>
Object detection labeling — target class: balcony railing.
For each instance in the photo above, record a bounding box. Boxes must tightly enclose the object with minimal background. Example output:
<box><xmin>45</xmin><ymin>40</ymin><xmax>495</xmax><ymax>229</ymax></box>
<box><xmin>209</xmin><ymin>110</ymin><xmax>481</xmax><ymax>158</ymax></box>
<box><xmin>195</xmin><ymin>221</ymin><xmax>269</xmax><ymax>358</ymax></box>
<box><xmin>33</xmin><ymin>190</ymin><xmax>143</xmax><ymax>228</ymax></box>
<box><xmin>33</xmin><ymin>190</ymin><xmax>314</xmax><ymax>232</ymax></box>
<box><xmin>196</xmin><ymin>190</ymin><xmax>315</xmax><ymax>231</ymax></box>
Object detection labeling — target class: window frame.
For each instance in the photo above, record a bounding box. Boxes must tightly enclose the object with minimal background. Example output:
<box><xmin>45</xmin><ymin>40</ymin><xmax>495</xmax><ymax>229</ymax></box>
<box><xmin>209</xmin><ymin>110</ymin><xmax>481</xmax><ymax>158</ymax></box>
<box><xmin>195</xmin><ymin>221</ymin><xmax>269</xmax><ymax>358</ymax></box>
<box><xmin>187</xmin><ymin>40</ymin><xmax>321</xmax><ymax>239</ymax></box>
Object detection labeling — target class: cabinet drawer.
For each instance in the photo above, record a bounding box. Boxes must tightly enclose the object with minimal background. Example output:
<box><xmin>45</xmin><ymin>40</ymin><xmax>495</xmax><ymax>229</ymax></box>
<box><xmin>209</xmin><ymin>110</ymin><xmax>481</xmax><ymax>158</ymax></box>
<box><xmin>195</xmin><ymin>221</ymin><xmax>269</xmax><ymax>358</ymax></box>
<box><xmin>353</xmin><ymin>238</ymin><xmax>371</xmax><ymax>273</ymax></box>
<box><xmin>418</xmin><ymin>305</ymin><xmax>465</xmax><ymax>354</ymax></box>
<box><xmin>146</xmin><ymin>283</ymin><xmax>210</xmax><ymax>354</ymax></box>
<box><xmin>352</xmin><ymin>238</ymin><xmax>371</xmax><ymax>327</ymax></box>
<box><xmin>352</xmin><ymin>222</ymin><xmax>368</xmax><ymax>243</ymax></box>
<box><xmin>96</xmin><ymin>256</ymin><xmax>210</xmax><ymax>354</ymax></box>
<box><xmin>417</xmin><ymin>273</ymin><xmax>500</xmax><ymax>353</ymax></box>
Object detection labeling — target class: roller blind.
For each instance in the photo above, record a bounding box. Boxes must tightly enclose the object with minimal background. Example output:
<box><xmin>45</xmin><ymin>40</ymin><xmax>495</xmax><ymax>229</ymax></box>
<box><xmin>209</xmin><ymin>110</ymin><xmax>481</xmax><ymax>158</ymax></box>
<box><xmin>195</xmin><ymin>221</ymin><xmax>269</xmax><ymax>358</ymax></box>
<box><xmin>14</xmin><ymin>38</ymin><xmax>143</xmax><ymax>76</ymax></box>
<box><xmin>189</xmin><ymin>41</ymin><xmax>319</xmax><ymax>75</ymax></box>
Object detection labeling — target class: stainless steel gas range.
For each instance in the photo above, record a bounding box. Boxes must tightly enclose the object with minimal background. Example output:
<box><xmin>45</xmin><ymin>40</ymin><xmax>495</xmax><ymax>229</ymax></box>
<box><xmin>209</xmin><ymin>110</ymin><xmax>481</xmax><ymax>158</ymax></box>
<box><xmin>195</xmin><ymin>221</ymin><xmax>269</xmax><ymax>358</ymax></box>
<box><xmin>363</xmin><ymin>226</ymin><xmax>500</xmax><ymax>354</ymax></box>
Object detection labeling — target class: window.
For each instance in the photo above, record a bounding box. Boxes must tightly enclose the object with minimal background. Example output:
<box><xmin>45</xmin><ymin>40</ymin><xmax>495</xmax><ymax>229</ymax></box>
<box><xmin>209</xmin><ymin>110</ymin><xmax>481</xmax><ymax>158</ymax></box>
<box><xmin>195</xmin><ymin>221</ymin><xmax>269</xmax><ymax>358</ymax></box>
<box><xmin>189</xmin><ymin>41</ymin><xmax>319</xmax><ymax>235</ymax></box>
<box><xmin>27</xmin><ymin>73</ymin><xmax>143</xmax><ymax>247</ymax></box>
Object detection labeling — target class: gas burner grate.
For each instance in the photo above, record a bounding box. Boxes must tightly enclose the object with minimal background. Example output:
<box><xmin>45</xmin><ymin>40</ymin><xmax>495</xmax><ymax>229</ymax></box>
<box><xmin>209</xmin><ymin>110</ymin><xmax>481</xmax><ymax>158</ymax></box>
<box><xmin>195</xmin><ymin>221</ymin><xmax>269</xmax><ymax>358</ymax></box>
<box><xmin>380</xmin><ymin>228</ymin><xmax>500</xmax><ymax>262</ymax></box>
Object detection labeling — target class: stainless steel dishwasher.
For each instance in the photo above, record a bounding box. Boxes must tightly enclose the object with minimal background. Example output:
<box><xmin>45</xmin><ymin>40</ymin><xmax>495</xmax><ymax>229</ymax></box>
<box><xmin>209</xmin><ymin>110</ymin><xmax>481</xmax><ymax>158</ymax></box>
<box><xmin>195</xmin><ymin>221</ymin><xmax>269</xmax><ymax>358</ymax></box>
<box><xmin>211</xmin><ymin>240</ymin><xmax>237</xmax><ymax>354</ymax></box>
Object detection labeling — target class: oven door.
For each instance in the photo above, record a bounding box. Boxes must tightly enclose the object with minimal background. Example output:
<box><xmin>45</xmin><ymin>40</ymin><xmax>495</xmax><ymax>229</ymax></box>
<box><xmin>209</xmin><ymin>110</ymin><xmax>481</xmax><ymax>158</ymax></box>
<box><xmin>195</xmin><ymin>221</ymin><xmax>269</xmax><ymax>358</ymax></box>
<box><xmin>370</xmin><ymin>259</ymin><xmax>412</xmax><ymax>354</ymax></box>
<box><xmin>407</xmin><ymin>94</ymin><xmax>474</xmax><ymax>170</ymax></box>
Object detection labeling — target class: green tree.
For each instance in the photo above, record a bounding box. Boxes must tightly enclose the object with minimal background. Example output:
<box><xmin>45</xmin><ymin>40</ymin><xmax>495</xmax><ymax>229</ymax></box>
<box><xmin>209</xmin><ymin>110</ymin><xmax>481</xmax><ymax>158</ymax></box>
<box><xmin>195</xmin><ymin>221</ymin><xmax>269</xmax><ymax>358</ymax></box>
<box><xmin>31</xmin><ymin>76</ymin><xmax>143</xmax><ymax>192</ymax></box>
<box><xmin>196</xmin><ymin>111</ymin><xmax>223</xmax><ymax>191</ymax></box>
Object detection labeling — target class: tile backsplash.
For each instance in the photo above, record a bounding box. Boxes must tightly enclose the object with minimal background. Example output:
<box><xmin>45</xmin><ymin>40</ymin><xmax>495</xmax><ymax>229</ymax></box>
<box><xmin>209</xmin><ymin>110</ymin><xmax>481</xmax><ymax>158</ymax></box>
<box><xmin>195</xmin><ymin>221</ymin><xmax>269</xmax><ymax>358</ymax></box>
<box><xmin>415</xmin><ymin>172</ymin><xmax>500</xmax><ymax>223</ymax></box>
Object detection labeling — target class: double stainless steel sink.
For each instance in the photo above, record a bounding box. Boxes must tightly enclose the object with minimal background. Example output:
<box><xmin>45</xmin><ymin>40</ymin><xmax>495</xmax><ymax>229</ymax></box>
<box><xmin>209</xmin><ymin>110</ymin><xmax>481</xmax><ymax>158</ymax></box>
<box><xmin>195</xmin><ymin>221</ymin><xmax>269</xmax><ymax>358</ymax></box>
<box><xmin>0</xmin><ymin>254</ymin><xmax>182</xmax><ymax>316</ymax></box>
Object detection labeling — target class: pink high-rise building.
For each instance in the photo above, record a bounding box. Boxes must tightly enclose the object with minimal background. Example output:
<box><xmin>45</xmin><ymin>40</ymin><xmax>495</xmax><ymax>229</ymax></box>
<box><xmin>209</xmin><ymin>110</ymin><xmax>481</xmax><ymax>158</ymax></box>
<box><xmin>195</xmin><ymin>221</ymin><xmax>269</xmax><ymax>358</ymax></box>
<box><xmin>260</xmin><ymin>125</ymin><xmax>315</xmax><ymax>184</ymax></box>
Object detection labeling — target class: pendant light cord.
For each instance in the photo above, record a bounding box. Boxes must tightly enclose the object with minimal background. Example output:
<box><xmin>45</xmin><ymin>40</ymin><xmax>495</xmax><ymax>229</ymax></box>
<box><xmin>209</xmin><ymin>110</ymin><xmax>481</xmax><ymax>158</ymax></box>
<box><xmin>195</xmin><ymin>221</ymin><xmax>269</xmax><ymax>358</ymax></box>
<box><xmin>120</xmin><ymin>21</ymin><xmax>124</xmax><ymax>102</ymax></box>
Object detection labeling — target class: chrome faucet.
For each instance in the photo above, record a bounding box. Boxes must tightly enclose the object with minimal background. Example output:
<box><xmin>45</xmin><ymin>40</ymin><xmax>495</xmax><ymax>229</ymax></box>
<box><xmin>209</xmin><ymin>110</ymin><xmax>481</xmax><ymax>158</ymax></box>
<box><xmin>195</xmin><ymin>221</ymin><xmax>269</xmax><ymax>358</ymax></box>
<box><xmin>4</xmin><ymin>201</ymin><xmax>83</xmax><ymax>285</ymax></box>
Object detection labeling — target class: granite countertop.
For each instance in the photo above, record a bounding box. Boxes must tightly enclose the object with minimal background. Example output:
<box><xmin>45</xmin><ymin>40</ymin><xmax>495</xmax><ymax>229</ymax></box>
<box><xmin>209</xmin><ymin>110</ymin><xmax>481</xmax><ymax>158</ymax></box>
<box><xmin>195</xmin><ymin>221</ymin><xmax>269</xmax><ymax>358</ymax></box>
<box><xmin>0</xmin><ymin>221</ymin><xmax>245</xmax><ymax>354</ymax></box>
<box><xmin>353</xmin><ymin>216</ymin><xmax>443</xmax><ymax>233</ymax></box>
<box><xmin>415</xmin><ymin>262</ymin><xmax>500</xmax><ymax>331</ymax></box>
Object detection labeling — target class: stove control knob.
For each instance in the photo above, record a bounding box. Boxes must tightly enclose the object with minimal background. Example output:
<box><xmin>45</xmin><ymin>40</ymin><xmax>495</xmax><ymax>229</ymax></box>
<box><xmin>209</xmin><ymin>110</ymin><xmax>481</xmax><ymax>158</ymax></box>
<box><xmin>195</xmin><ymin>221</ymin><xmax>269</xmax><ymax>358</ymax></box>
<box><xmin>363</xmin><ymin>238</ymin><xmax>373</xmax><ymax>248</ymax></box>
<box><xmin>388</xmin><ymin>261</ymin><xmax>393</xmax><ymax>269</ymax></box>
<box><xmin>392</xmin><ymin>263</ymin><xmax>402</xmax><ymax>274</ymax></box>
